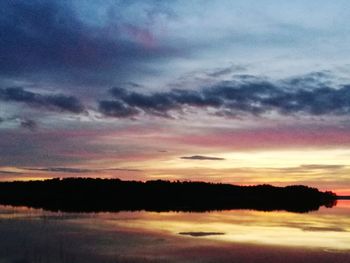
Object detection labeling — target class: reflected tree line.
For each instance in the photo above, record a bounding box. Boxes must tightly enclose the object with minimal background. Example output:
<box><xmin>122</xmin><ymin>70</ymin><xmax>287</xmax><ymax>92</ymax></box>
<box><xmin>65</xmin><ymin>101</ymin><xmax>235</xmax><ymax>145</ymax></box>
<box><xmin>0</xmin><ymin>178</ymin><xmax>337</xmax><ymax>213</ymax></box>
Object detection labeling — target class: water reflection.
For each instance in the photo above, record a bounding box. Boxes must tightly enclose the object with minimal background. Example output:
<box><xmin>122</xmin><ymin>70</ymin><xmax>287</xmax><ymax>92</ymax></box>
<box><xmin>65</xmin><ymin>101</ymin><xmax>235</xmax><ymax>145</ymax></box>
<box><xmin>0</xmin><ymin>201</ymin><xmax>349</xmax><ymax>263</ymax></box>
<box><xmin>179</xmin><ymin>232</ymin><xmax>225</xmax><ymax>237</ymax></box>
<box><xmin>90</xmin><ymin>201</ymin><xmax>350</xmax><ymax>250</ymax></box>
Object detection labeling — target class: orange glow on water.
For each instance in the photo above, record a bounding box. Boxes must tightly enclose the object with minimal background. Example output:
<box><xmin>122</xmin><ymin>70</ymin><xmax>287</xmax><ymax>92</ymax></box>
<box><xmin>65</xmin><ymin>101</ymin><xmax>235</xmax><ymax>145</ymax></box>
<box><xmin>0</xmin><ymin>201</ymin><xmax>349</xmax><ymax>262</ymax></box>
<box><xmin>87</xmin><ymin>202</ymin><xmax>350</xmax><ymax>251</ymax></box>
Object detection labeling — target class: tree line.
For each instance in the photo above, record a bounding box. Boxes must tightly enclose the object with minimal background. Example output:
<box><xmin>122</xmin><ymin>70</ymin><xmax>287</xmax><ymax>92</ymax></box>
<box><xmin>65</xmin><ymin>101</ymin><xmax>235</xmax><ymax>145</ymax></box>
<box><xmin>0</xmin><ymin>178</ymin><xmax>337</xmax><ymax>213</ymax></box>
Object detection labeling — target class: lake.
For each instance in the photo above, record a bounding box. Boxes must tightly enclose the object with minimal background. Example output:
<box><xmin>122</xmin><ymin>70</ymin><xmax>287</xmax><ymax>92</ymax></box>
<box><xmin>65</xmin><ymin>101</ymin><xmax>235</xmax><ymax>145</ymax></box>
<box><xmin>0</xmin><ymin>201</ymin><xmax>349</xmax><ymax>263</ymax></box>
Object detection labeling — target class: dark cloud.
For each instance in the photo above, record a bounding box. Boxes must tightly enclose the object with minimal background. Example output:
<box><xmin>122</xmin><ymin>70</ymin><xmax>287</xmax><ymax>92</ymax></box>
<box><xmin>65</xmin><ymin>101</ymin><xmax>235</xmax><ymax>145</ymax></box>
<box><xmin>24</xmin><ymin>167</ymin><xmax>95</xmax><ymax>173</ymax></box>
<box><xmin>20</xmin><ymin>119</ymin><xmax>37</xmax><ymax>131</ymax></box>
<box><xmin>0</xmin><ymin>170</ymin><xmax>22</xmax><ymax>175</ymax></box>
<box><xmin>0</xmin><ymin>116</ymin><xmax>39</xmax><ymax>131</ymax></box>
<box><xmin>283</xmin><ymin>71</ymin><xmax>333</xmax><ymax>89</ymax></box>
<box><xmin>100</xmin><ymin>87</ymin><xmax>222</xmax><ymax>118</ymax></box>
<box><xmin>261</xmin><ymin>85</ymin><xmax>350</xmax><ymax>115</ymax></box>
<box><xmin>0</xmin><ymin>87</ymin><xmax>84</xmax><ymax>113</ymax></box>
<box><xmin>98</xmin><ymin>100</ymin><xmax>139</xmax><ymax>118</ymax></box>
<box><xmin>0</xmin><ymin>0</ymin><xmax>179</xmax><ymax>86</ymax></box>
<box><xmin>206</xmin><ymin>65</ymin><xmax>246</xmax><ymax>78</ymax></box>
<box><xmin>99</xmin><ymin>75</ymin><xmax>350</xmax><ymax>118</ymax></box>
<box><xmin>180</xmin><ymin>155</ymin><xmax>225</xmax><ymax>161</ymax></box>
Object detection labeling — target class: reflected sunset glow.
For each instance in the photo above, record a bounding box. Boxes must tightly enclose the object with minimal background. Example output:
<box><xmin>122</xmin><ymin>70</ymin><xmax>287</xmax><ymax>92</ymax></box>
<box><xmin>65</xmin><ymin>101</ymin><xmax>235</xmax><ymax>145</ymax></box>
<box><xmin>89</xmin><ymin>201</ymin><xmax>350</xmax><ymax>251</ymax></box>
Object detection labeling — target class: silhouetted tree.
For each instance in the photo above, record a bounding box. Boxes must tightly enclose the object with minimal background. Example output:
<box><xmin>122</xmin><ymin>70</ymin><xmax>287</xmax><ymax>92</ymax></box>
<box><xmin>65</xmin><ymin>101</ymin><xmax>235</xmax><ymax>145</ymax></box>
<box><xmin>0</xmin><ymin>178</ymin><xmax>337</xmax><ymax>213</ymax></box>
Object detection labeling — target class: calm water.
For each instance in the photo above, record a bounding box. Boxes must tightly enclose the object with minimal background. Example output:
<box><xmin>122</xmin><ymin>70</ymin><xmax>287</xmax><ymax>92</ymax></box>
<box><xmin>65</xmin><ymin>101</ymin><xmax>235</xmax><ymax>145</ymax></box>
<box><xmin>0</xmin><ymin>201</ymin><xmax>349</xmax><ymax>263</ymax></box>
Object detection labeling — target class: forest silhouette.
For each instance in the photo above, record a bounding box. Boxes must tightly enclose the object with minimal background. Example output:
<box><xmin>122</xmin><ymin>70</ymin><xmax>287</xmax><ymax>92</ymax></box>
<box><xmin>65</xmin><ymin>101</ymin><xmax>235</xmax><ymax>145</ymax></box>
<box><xmin>0</xmin><ymin>178</ymin><xmax>337</xmax><ymax>213</ymax></box>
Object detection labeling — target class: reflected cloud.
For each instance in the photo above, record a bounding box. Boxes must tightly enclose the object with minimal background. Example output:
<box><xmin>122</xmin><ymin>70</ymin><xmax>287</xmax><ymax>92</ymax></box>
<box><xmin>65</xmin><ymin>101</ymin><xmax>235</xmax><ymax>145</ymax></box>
<box><xmin>301</xmin><ymin>226</ymin><xmax>347</xmax><ymax>232</ymax></box>
<box><xmin>179</xmin><ymin>232</ymin><xmax>225</xmax><ymax>237</ymax></box>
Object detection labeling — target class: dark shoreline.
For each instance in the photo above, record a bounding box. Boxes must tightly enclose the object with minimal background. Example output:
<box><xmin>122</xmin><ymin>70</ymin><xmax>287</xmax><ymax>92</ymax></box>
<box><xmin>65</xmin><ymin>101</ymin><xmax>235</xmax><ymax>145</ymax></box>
<box><xmin>0</xmin><ymin>178</ymin><xmax>337</xmax><ymax>213</ymax></box>
<box><xmin>336</xmin><ymin>196</ymin><xmax>350</xmax><ymax>200</ymax></box>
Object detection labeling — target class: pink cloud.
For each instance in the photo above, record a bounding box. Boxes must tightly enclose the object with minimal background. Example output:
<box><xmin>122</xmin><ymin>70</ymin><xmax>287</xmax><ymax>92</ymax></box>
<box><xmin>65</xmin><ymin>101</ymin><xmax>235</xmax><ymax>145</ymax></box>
<box><xmin>123</xmin><ymin>24</ymin><xmax>156</xmax><ymax>49</ymax></box>
<box><xmin>170</xmin><ymin>126</ymin><xmax>350</xmax><ymax>150</ymax></box>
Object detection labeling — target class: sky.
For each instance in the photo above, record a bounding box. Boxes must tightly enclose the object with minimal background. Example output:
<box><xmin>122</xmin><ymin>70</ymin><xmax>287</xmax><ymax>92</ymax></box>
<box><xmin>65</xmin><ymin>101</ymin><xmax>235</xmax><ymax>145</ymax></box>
<box><xmin>1</xmin><ymin>0</ymin><xmax>350</xmax><ymax>195</ymax></box>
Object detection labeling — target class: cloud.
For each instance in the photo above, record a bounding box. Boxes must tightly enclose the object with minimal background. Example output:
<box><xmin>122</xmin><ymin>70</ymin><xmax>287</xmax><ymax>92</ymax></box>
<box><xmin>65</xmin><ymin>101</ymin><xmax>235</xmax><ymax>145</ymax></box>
<box><xmin>0</xmin><ymin>87</ymin><xmax>84</xmax><ymax>113</ymax></box>
<box><xmin>180</xmin><ymin>155</ymin><xmax>225</xmax><ymax>161</ymax></box>
<box><xmin>298</xmin><ymin>164</ymin><xmax>345</xmax><ymax>170</ymax></box>
<box><xmin>0</xmin><ymin>116</ymin><xmax>39</xmax><ymax>131</ymax></box>
<box><xmin>205</xmin><ymin>65</ymin><xmax>246</xmax><ymax>78</ymax></box>
<box><xmin>99</xmin><ymin>74</ymin><xmax>350</xmax><ymax>118</ymax></box>
<box><xmin>301</xmin><ymin>226</ymin><xmax>346</xmax><ymax>232</ymax></box>
<box><xmin>25</xmin><ymin>167</ymin><xmax>96</xmax><ymax>173</ymax></box>
<box><xmin>98</xmin><ymin>100</ymin><xmax>139</xmax><ymax>118</ymax></box>
<box><xmin>2</xmin><ymin>1</ymin><xmax>350</xmax><ymax>121</ymax></box>
<box><xmin>258</xmin><ymin>164</ymin><xmax>348</xmax><ymax>175</ymax></box>
<box><xmin>105</xmin><ymin>168</ymin><xmax>141</xmax><ymax>172</ymax></box>
<box><xmin>0</xmin><ymin>0</ymin><xmax>179</xmax><ymax>86</ymax></box>
<box><xmin>24</xmin><ymin>167</ymin><xmax>141</xmax><ymax>173</ymax></box>
<box><xmin>20</xmin><ymin>119</ymin><xmax>38</xmax><ymax>131</ymax></box>
<box><xmin>0</xmin><ymin>170</ymin><xmax>22</xmax><ymax>175</ymax></box>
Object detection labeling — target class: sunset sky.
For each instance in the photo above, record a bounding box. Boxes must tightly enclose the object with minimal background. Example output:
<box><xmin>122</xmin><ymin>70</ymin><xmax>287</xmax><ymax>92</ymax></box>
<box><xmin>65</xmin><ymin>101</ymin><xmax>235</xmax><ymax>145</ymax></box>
<box><xmin>1</xmin><ymin>0</ymin><xmax>350</xmax><ymax>195</ymax></box>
